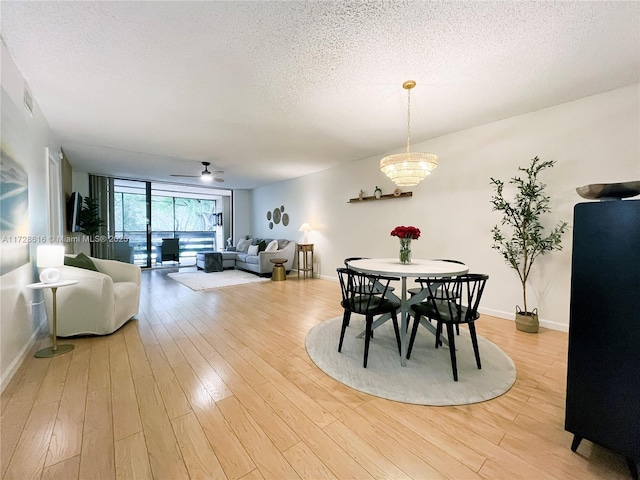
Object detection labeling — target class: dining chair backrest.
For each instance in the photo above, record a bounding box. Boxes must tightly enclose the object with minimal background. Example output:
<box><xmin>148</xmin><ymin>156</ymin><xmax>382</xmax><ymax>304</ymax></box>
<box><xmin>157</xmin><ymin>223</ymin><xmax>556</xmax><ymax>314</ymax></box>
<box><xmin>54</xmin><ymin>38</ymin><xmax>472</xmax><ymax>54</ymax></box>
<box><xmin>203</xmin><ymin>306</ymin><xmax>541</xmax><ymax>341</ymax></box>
<box><xmin>416</xmin><ymin>274</ymin><xmax>488</xmax><ymax>324</ymax></box>
<box><xmin>344</xmin><ymin>257</ymin><xmax>370</xmax><ymax>268</ymax></box>
<box><xmin>336</xmin><ymin>267</ymin><xmax>398</xmax><ymax>315</ymax></box>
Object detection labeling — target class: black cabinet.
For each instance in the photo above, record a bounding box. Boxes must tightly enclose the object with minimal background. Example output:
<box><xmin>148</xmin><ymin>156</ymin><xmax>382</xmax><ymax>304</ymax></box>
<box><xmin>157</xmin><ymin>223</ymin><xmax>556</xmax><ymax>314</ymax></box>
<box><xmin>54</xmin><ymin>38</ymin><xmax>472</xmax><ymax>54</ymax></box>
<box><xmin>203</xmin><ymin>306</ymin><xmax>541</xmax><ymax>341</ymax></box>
<box><xmin>565</xmin><ymin>199</ymin><xmax>640</xmax><ymax>479</ymax></box>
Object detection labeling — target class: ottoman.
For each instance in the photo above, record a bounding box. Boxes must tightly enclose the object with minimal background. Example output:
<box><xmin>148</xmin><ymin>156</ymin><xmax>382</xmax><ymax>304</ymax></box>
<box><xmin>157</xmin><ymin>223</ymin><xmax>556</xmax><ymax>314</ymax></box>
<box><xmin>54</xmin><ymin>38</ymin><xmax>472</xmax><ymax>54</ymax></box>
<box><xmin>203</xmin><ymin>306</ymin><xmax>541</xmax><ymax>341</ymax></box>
<box><xmin>196</xmin><ymin>251</ymin><xmax>223</xmax><ymax>273</ymax></box>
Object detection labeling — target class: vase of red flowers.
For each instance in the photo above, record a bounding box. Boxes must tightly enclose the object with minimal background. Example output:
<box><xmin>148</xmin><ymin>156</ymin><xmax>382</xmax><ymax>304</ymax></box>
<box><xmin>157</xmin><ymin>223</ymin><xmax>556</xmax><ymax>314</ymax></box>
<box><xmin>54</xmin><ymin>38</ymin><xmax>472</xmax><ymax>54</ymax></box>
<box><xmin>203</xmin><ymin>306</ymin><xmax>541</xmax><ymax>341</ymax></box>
<box><xmin>390</xmin><ymin>226</ymin><xmax>421</xmax><ymax>264</ymax></box>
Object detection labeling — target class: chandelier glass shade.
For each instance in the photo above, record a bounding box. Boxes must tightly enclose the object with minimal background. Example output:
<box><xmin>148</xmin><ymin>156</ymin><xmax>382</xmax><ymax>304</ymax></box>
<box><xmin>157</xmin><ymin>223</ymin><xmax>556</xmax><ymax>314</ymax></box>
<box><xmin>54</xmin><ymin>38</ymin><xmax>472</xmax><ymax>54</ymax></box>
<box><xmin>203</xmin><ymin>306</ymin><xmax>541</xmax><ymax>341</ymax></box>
<box><xmin>380</xmin><ymin>80</ymin><xmax>438</xmax><ymax>187</ymax></box>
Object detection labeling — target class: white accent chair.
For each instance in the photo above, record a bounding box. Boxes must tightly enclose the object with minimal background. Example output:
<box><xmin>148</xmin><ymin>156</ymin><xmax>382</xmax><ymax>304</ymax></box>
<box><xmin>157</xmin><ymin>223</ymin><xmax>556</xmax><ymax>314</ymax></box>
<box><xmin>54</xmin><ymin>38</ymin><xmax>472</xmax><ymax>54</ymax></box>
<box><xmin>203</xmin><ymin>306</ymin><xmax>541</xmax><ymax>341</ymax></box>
<box><xmin>42</xmin><ymin>256</ymin><xmax>141</xmax><ymax>337</ymax></box>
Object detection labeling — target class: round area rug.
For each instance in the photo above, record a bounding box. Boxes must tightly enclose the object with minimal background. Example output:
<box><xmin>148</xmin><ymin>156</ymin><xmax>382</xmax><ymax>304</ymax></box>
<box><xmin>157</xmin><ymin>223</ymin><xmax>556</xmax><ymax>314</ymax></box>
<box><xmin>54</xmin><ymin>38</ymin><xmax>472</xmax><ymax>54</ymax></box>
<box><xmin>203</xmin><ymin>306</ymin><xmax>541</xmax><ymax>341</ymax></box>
<box><xmin>305</xmin><ymin>316</ymin><xmax>516</xmax><ymax>405</ymax></box>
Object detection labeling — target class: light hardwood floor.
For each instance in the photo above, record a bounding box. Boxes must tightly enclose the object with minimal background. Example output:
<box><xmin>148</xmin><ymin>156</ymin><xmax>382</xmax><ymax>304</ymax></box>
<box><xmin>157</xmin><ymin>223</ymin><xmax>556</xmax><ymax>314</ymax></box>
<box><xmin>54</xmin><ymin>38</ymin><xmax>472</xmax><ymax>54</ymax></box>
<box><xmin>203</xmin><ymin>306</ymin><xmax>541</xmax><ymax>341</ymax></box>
<box><xmin>1</xmin><ymin>268</ymin><xmax>630</xmax><ymax>480</ymax></box>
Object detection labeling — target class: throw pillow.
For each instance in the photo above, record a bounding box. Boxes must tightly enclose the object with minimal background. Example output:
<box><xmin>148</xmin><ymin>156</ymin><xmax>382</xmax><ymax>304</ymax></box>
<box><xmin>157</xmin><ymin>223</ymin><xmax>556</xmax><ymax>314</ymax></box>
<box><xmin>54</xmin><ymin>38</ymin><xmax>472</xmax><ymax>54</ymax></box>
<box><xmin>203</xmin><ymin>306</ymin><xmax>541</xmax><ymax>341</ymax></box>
<box><xmin>265</xmin><ymin>239</ymin><xmax>278</xmax><ymax>252</ymax></box>
<box><xmin>237</xmin><ymin>238</ymin><xmax>252</xmax><ymax>252</ymax></box>
<box><xmin>64</xmin><ymin>252</ymin><xmax>98</xmax><ymax>271</ymax></box>
<box><xmin>247</xmin><ymin>245</ymin><xmax>259</xmax><ymax>255</ymax></box>
<box><xmin>258</xmin><ymin>240</ymin><xmax>267</xmax><ymax>252</ymax></box>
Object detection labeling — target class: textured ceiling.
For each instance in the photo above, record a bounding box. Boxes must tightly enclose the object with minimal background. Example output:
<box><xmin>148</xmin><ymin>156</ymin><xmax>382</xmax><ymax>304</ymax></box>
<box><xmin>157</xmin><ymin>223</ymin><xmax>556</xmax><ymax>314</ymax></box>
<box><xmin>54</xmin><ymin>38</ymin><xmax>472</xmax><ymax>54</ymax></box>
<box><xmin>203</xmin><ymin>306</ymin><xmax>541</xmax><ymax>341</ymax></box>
<box><xmin>1</xmin><ymin>1</ymin><xmax>639</xmax><ymax>189</ymax></box>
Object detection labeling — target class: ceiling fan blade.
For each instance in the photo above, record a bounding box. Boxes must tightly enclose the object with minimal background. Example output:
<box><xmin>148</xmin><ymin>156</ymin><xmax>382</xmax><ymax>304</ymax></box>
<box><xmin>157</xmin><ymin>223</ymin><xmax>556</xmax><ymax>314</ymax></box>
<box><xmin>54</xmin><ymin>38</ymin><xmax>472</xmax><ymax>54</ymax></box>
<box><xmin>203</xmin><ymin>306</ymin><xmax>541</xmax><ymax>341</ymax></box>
<box><xmin>170</xmin><ymin>174</ymin><xmax>201</xmax><ymax>178</ymax></box>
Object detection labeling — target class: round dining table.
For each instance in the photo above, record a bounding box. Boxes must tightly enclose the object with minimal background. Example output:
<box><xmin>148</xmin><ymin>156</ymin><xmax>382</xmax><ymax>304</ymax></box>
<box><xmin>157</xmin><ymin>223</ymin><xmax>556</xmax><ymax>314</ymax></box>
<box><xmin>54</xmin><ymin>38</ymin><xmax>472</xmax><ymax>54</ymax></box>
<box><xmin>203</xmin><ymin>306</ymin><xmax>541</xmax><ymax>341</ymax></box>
<box><xmin>347</xmin><ymin>258</ymin><xmax>469</xmax><ymax>366</ymax></box>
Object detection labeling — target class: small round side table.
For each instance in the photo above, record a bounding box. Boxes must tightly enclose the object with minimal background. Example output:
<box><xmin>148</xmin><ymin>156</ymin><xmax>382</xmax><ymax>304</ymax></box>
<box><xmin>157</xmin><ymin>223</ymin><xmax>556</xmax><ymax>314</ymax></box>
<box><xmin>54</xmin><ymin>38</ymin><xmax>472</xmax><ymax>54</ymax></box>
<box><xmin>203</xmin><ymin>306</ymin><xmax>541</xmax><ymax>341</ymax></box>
<box><xmin>270</xmin><ymin>258</ymin><xmax>288</xmax><ymax>281</ymax></box>
<box><xmin>26</xmin><ymin>280</ymin><xmax>78</xmax><ymax>358</ymax></box>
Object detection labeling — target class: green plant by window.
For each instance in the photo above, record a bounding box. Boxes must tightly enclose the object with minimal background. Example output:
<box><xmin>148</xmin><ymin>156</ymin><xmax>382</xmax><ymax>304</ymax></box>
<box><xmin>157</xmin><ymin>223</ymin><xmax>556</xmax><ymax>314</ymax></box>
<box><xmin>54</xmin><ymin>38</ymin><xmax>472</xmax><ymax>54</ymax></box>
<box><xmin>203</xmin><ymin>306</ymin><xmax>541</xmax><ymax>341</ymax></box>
<box><xmin>77</xmin><ymin>197</ymin><xmax>104</xmax><ymax>236</ymax></box>
<box><xmin>490</xmin><ymin>156</ymin><xmax>568</xmax><ymax>313</ymax></box>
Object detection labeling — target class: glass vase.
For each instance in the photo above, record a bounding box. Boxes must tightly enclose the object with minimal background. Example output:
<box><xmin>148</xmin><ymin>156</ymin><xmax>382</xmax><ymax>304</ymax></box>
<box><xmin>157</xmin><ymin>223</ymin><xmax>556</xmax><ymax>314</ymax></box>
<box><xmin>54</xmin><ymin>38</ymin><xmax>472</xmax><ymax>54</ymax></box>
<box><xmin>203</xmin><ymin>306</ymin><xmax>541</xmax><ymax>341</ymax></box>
<box><xmin>399</xmin><ymin>238</ymin><xmax>412</xmax><ymax>264</ymax></box>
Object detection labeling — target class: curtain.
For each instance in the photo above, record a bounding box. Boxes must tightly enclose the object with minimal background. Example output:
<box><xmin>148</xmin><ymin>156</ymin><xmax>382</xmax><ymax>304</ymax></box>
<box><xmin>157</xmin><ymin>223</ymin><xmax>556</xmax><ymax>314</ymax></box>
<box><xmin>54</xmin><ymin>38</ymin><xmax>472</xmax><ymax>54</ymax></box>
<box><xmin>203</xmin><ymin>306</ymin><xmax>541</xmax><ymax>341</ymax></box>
<box><xmin>89</xmin><ymin>174</ymin><xmax>114</xmax><ymax>259</ymax></box>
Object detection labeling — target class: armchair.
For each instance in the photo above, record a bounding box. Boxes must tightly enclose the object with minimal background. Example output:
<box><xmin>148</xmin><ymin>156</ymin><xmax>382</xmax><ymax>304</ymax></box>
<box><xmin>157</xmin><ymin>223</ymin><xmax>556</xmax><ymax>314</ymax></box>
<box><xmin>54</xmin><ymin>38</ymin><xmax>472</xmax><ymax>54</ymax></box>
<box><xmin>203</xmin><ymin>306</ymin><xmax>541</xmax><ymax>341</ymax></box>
<box><xmin>42</xmin><ymin>256</ymin><xmax>141</xmax><ymax>336</ymax></box>
<box><xmin>156</xmin><ymin>238</ymin><xmax>180</xmax><ymax>264</ymax></box>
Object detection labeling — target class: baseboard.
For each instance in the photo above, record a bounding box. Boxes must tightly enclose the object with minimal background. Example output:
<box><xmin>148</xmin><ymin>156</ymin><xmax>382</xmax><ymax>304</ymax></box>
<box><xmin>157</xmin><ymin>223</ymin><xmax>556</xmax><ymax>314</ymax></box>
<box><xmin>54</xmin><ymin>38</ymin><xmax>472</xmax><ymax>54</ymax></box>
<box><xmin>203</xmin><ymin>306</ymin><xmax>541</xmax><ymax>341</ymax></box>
<box><xmin>0</xmin><ymin>320</ymin><xmax>46</xmax><ymax>394</ymax></box>
<box><xmin>478</xmin><ymin>306</ymin><xmax>569</xmax><ymax>332</ymax></box>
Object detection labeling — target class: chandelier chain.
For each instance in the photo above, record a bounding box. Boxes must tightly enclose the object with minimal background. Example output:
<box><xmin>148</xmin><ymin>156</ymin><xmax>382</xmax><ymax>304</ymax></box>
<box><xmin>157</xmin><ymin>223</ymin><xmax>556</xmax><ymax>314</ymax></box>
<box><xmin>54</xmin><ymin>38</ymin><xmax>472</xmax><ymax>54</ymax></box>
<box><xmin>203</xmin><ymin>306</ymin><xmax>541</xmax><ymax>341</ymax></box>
<box><xmin>406</xmin><ymin>87</ymin><xmax>411</xmax><ymax>153</ymax></box>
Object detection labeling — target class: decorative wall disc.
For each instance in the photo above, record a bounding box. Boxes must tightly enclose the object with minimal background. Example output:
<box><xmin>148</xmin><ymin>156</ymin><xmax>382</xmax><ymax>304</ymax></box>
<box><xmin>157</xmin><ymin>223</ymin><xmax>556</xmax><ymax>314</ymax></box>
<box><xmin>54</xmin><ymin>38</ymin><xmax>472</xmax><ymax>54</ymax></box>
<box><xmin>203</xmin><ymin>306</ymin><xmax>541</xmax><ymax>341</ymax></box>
<box><xmin>269</xmin><ymin>222</ymin><xmax>274</xmax><ymax>229</ymax></box>
<box><xmin>273</xmin><ymin>208</ymin><xmax>281</xmax><ymax>224</ymax></box>
<box><xmin>280</xmin><ymin>205</ymin><xmax>285</xmax><ymax>212</ymax></box>
<box><xmin>267</xmin><ymin>211</ymin><xmax>272</xmax><ymax>220</ymax></box>
<box><xmin>282</xmin><ymin>213</ymin><xmax>289</xmax><ymax>226</ymax></box>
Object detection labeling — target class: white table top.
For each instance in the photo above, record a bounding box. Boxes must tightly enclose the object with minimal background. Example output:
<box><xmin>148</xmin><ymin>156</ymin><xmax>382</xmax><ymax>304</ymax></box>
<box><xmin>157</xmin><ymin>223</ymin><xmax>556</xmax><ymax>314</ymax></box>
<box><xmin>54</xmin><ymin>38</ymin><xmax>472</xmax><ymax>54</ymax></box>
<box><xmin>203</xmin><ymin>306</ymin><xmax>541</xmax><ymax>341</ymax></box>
<box><xmin>26</xmin><ymin>280</ymin><xmax>78</xmax><ymax>289</ymax></box>
<box><xmin>347</xmin><ymin>258</ymin><xmax>468</xmax><ymax>278</ymax></box>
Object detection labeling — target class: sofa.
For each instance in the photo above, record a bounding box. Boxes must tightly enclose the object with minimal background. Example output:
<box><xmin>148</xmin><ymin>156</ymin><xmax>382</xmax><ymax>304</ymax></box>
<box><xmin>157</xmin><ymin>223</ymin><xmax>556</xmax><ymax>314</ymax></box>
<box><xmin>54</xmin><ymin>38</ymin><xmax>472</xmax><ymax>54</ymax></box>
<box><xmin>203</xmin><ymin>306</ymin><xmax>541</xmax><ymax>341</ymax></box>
<box><xmin>41</xmin><ymin>254</ymin><xmax>141</xmax><ymax>337</ymax></box>
<box><xmin>220</xmin><ymin>238</ymin><xmax>296</xmax><ymax>276</ymax></box>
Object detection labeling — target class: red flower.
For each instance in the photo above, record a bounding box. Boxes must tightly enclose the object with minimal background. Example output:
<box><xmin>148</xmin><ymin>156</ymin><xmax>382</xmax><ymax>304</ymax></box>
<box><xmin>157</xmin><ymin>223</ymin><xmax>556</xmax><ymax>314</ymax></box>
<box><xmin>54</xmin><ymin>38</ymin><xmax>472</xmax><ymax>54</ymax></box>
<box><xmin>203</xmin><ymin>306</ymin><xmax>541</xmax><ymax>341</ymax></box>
<box><xmin>390</xmin><ymin>225</ymin><xmax>421</xmax><ymax>240</ymax></box>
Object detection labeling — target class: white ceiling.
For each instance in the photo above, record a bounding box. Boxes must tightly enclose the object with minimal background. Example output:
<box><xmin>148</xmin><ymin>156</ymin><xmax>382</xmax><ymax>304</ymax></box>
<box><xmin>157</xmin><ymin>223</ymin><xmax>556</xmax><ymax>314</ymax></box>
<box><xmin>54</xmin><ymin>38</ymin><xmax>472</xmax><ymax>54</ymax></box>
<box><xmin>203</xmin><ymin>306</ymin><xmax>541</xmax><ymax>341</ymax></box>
<box><xmin>2</xmin><ymin>1</ymin><xmax>639</xmax><ymax>190</ymax></box>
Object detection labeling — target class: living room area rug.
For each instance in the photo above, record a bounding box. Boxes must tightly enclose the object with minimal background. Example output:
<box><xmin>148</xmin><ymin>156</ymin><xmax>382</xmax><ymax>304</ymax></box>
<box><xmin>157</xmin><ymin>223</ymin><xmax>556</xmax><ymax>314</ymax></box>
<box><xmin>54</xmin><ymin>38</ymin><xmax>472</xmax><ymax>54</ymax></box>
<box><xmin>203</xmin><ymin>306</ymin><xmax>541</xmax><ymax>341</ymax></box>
<box><xmin>167</xmin><ymin>270</ymin><xmax>270</xmax><ymax>291</ymax></box>
<box><xmin>305</xmin><ymin>316</ymin><xmax>516</xmax><ymax>406</ymax></box>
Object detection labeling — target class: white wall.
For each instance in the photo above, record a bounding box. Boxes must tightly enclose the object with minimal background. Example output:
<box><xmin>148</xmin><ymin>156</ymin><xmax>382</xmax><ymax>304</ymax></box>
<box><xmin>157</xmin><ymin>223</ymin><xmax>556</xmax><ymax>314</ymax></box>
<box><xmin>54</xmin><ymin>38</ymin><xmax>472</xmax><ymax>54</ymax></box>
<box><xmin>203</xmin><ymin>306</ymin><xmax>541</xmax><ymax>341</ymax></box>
<box><xmin>232</xmin><ymin>189</ymin><xmax>252</xmax><ymax>242</ymax></box>
<box><xmin>1</xmin><ymin>40</ymin><xmax>59</xmax><ymax>391</ymax></box>
<box><xmin>251</xmin><ymin>84</ymin><xmax>640</xmax><ymax>331</ymax></box>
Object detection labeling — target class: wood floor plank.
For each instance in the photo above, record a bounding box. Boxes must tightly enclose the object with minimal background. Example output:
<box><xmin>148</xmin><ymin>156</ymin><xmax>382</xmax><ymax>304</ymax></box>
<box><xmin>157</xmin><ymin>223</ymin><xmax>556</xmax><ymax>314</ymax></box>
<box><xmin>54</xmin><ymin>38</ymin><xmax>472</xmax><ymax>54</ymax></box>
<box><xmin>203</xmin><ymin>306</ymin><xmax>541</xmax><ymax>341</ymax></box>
<box><xmin>41</xmin><ymin>455</ymin><xmax>81</xmax><ymax>480</ymax></box>
<box><xmin>33</xmin><ymin>352</ymin><xmax>72</xmax><ymax>407</ymax></box>
<box><xmin>122</xmin><ymin>321</ymin><xmax>153</xmax><ymax>379</ymax></box>
<box><xmin>216</xmin><ymin>395</ymin><xmax>301</xmax><ymax>480</ymax></box>
<box><xmin>173</xmin><ymin>337</ymin><xmax>233</xmax><ymax>402</ymax></box>
<box><xmin>207</xmin><ymin>353</ymin><xmax>300</xmax><ymax>452</ymax></box>
<box><xmin>171</xmin><ymin>362</ymin><xmax>255</xmax><ymax>479</ymax></box>
<box><xmin>171</xmin><ymin>412</ymin><xmax>228</xmax><ymax>480</ymax></box>
<box><xmin>109</xmin><ymin>332</ymin><xmax>143</xmax><ymax>441</ymax></box>
<box><xmin>45</xmin><ymin>346</ymin><xmax>90</xmax><ymax>466</ymax></box>
<box><xmin>0</xmin><ymin>354</ymin><xmax>51</xmax><ymax>479</ymax></box>
<box><xmin>87</xmin><ymin>336</ymin><xmax>111</xmax><ymax>392</ymax></box>
<box><xmin>322</xmin><ymin>420</ymin><xmax>412</xmax><ymax>479</ymax></box>
<box><xmin>282</xmin><ymin>441</ymin><xmax>339</xmax><ymax>480</ymax></box>
<box><xmin>3</xmin><ymin>401</ymin><xmax>58</xmax><ymax>480</ymax></box>
<box><xmin>132</xmin><ymin>374</ymin><xmax>189</xmax><ymax>479</ymax></box>
<box><xmin>144</xmin><ymin>345</ymin><xmax>191</xmax><ymax>419</ymax></box>
<box><xmin>79</xmin><ymin>387</ymin><xmax>115</xmax><ymax>480</ymax></box>
<box><xmin>114</xmin><ymin>431</ymin><xmax>153</xmax><ymax>480</ymax></box>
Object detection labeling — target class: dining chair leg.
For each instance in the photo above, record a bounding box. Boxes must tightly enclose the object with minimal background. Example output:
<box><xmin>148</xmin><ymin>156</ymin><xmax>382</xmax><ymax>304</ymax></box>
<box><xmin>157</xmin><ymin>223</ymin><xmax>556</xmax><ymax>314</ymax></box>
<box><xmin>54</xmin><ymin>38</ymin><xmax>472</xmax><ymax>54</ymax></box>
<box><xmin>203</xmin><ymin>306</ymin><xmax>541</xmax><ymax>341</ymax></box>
<box><xmin>364</xmin><ymin>316</ymin><xmax>373</xmax><ymax>368</ymax></box>
<box><xmin>407</xmin><ymin>313</ymin><xmax>422</xmax><ymax>359</ymax></box>
<box><xmin>338</xmin><ymin>310</ymin><xmax>351</xmax><ymax>352</ymax></box>
<box><xmin>468</xmin><ymin>322</ymin><xmax>482</xmax><ymax>369</ymax></box>
<box><xmin>391</xmin><ymin>312</ymin><xmax>401</xmax><ymax>355</ymax></box>
<box><xmin>446</xmin><ymin>323</ymin><xmax>458</xmax><ymax>381</ymax></box>
<box><xmin>435</xmin><ymin>321</ymin><xmax>443</xmax><ymax>349</ymax></box>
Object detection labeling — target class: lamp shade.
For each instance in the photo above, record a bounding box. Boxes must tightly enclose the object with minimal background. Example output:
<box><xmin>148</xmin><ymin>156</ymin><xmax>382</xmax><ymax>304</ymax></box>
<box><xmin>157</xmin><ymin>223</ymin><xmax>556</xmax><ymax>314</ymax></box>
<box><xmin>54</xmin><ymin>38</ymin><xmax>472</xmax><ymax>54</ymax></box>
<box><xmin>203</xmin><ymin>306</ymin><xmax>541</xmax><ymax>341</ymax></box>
<box><xmin>36</xmin><ymin>245</ymin><xmax>65</xmax><ymax>268</ymax></box>
<box><xmin>37</xmin><ymin>245</ymin><xmax>65</xmax><ymax>283</ymax></box>
<box><xmin>298</xmin><ymin>223</ymin><xmax>312</xmax><ymax>232</ymax></box>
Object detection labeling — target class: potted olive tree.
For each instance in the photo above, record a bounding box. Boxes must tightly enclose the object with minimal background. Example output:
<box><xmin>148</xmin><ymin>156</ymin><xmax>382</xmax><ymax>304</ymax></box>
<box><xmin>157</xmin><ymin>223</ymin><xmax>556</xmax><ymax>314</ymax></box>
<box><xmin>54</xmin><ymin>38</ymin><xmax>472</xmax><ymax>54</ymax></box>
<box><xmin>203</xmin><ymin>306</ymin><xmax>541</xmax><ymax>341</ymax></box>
<box><xmin>490</xmin><ymin>156</ymin><xmax>568</xmax><ymax>333</ymax></box>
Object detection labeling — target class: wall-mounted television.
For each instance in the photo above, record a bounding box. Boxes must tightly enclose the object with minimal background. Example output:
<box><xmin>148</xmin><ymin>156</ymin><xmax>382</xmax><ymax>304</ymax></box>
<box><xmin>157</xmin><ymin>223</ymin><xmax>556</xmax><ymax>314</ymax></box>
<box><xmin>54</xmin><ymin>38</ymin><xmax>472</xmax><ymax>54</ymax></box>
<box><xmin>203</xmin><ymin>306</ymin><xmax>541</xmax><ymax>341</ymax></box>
<box><xmin>66</xmin><ymin>191</ymin><xmax>83</xmax><ymax>232</ymax></box>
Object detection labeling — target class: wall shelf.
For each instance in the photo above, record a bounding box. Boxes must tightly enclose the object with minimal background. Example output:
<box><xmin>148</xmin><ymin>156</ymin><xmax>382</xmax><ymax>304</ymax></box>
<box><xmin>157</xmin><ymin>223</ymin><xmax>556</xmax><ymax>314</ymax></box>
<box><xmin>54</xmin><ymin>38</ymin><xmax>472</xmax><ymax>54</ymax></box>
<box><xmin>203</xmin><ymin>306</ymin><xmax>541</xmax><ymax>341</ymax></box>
<box><xmin>348</xmin><ymin>192</ymin><xmax>412</xmax><ymax>203</ymax></box>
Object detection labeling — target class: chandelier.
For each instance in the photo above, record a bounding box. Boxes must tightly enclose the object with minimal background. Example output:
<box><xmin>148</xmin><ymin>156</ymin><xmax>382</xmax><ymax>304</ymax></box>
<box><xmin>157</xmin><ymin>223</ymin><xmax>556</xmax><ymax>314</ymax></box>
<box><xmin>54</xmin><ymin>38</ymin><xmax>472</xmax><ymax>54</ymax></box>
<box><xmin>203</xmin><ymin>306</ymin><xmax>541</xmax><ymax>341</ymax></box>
<box><xmin>380</xmin><ymin>80</ymin><xmax>438</xmax><ymax>187</ymax></box>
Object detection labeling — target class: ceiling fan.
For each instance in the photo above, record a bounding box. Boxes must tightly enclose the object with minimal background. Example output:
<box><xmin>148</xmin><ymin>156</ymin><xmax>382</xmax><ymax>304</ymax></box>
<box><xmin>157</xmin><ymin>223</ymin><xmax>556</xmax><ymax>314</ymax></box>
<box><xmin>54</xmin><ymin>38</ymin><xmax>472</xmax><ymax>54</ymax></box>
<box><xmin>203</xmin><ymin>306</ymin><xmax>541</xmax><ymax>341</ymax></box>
<box><xmin>170</xmin><ymin>162</ymin><xmax>224</xmax><ymax>182</ymax></box>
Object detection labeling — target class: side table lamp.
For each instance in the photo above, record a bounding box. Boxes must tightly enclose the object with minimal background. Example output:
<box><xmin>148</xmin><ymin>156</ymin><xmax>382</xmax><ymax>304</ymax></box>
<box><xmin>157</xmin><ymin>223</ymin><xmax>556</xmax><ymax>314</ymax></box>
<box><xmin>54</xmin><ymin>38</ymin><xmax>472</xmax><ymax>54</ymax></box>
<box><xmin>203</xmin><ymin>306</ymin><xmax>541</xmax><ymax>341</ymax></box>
<box><xmin>27</xmin><ymin>245</ymin><xmax>77</xmax><ymax>358</ymax></box>
<box><xmin>299</xmin><ymin>223</ymin><xmax>312</xmax><ymax>244</ymax></box>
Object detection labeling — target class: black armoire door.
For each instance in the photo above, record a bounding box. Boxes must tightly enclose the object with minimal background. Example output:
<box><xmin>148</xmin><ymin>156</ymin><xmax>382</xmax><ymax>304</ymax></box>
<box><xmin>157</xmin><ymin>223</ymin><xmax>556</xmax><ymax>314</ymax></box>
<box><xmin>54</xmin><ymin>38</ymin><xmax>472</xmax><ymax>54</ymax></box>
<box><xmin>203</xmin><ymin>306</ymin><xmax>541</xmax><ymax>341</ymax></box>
<box><xmin>565</xmin><ymin>199</ymin><xmax>640</xmax><ymax>479</ymax></box>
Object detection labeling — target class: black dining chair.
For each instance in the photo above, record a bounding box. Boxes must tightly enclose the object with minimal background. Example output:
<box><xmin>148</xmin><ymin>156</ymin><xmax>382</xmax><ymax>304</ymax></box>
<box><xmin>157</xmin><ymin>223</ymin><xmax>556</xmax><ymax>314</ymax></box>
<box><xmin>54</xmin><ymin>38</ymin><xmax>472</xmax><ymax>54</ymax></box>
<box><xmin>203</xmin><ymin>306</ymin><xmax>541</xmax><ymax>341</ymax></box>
<box><xmin>343</xmin><ymin>257</ymin><xmax>395</xmax><ymax>331</ymax></box>
<box><xmin>408</xmin><ymin>273</ymin><xmax>488</xmax><ymax>381</ymax></box>
<box><xmin>336</xmin><ymin>267</ymin><xmax>402</xmax><ymax>368</ymax></box>
<box><xmin>345</xmin><ymin>257</ymin><xmax>396</xmax><ymax>294</ymax></box>
<box><xmin>407</xmin><ymin>259</ymin><xmax>466</xmax><ymax>335</ymax></box>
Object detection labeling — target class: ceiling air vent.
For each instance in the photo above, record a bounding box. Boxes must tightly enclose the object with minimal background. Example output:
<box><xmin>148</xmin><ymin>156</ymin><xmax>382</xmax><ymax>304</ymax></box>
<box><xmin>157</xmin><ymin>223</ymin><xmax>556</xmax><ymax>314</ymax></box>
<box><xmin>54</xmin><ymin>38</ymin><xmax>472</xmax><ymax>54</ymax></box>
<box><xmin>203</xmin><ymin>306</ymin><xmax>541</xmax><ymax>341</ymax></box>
<box><xmin>23</xmin><ymin>85</ymin><xmax>33</xmax><ymax>117</ymax></box>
